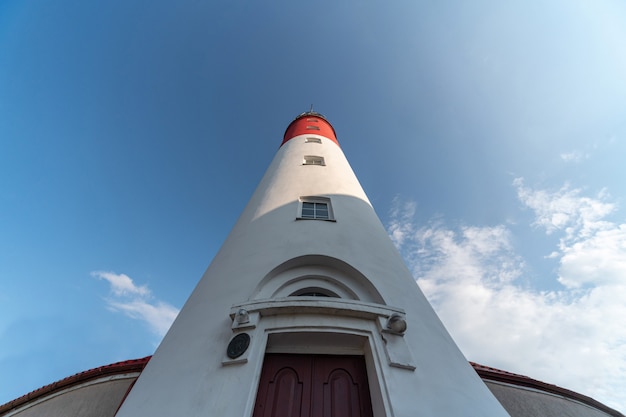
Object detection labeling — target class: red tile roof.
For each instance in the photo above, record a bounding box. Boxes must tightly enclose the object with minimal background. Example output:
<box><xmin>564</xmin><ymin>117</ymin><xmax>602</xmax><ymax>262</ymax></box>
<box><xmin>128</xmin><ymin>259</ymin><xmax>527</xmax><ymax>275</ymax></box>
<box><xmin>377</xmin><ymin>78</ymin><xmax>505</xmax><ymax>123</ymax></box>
<box><xmin>471</xmin><ymin>362</ymin><xmax>624</xmax><ymax>417</ymax></box>
<box><xmin>0</xmin><ymin>357</ymin><xmax>150</xmax><ymax>415</ymax></box>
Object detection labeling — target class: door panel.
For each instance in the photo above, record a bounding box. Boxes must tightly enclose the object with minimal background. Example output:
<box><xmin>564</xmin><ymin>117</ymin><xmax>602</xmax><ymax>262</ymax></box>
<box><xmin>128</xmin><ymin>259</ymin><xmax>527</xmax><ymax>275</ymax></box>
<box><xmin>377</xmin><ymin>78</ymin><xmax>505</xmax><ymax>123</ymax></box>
<box><xmin>254</xmin><ymin>354</ymin><xmax>373</xmax><ymax>417</ymax></box>
<box><xmin>254</xmin><ymin>355</ymin><xmax>311</xmax><ymax>417</ymax></box>
<box><xmin>314</xmin><ymin>355</ymin><xmax>372</xmax><ymax>417</ymax></box>
<box><xmin>323</xmin><ymin>369</ymin><xmax>359</xmax><ymax>417</ymax></box>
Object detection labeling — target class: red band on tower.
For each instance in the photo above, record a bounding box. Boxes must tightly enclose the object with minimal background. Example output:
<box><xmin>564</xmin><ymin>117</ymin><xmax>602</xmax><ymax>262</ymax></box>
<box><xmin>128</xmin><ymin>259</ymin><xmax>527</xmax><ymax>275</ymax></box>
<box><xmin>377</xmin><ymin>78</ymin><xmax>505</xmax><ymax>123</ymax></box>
<box><xmin>281</xmin><ymin>112</ymin><xmax>338</xmax><ymax>146</ymax></box>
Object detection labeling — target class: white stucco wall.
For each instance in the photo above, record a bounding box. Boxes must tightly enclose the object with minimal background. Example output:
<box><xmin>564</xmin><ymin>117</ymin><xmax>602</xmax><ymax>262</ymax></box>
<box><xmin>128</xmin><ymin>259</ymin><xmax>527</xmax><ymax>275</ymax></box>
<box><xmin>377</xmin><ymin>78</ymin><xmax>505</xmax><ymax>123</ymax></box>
<box><xmin>116</xmin><ymin>131</ymin><xmax>510</xmax><ymax>417</ymax></box>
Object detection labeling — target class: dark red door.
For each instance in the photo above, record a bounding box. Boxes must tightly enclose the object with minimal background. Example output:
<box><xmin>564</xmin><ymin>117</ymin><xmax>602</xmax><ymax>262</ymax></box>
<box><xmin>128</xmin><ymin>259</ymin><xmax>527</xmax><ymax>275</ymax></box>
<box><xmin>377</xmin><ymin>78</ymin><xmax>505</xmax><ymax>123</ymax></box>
<box><xmin>253</xmin><ymin>354</ymin><xmax>373</xmax><ymax>417</ymax></box>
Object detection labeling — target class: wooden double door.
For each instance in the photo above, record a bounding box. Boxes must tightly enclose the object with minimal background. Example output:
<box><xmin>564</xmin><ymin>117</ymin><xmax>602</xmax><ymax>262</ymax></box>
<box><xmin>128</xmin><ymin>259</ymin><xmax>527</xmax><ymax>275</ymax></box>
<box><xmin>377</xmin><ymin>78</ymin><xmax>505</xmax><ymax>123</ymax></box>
<box><xmin>253</xmin><ymin>354</ymin><xmax>374</xmax><ymax>417</ymax></box>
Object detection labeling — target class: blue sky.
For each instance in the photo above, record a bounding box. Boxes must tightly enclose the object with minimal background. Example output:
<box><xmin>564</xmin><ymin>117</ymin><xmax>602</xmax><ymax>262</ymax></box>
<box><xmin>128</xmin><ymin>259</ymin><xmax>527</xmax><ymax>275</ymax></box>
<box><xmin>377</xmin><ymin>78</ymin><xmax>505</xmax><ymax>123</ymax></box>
<box><xmin>1</xmin><ymin>0</ymin><xmax>626</xmax><ymax>412</ymax></box>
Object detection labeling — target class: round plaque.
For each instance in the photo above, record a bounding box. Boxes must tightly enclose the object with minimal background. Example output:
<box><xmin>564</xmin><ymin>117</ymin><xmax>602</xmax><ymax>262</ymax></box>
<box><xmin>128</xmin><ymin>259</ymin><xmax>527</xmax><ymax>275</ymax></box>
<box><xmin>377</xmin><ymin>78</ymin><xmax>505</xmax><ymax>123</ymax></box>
<box><xmin>226</xmin><ymin>333</ymin><xmax>250</xmax><ymax>359</ymax></box>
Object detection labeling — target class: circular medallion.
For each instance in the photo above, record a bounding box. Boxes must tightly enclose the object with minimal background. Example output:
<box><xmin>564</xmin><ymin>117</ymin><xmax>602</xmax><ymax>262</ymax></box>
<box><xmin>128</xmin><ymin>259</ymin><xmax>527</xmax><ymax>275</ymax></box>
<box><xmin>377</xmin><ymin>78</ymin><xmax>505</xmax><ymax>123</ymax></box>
<box><xmin>227</xmin><ymin>333</ymin><xmax>250</xmax><ymax>359</ymax></box>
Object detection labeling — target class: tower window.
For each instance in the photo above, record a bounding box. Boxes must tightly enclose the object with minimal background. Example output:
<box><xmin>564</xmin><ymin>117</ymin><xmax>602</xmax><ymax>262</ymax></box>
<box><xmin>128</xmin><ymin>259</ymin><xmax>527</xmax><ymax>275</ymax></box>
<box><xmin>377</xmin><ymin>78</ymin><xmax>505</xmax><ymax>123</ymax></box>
<box><xmin>306</xmin><ymin>118</ymin><xmax>318</xmax><ymax>122</ymax></box>
<box><xmin>291</xmin><ymin>287</ymin><xmax>340</xmax><ymax>298</ymax></box>
<box><xmin>306</xmin><ymin>126</ymin><xmax>320</xmax><ymax>130</ymax></box>
<box><xmin>298</xmin><ymin>197</ymin><xmax>334</xmax><ymax>221</ymax></box>
<box><xmin>305</xmin><ymin>137</ymin><xmax>322</xmax><ymax>144</ymax></box>
<box><xmin>302</xmin><ymin>202</ymin><xmax>328</xmax><ymax>219</ymax></box>
<box><xmin>303</xmin><ymin>155</ymin><xmax>325</xmax><ymax>166</ymax></box>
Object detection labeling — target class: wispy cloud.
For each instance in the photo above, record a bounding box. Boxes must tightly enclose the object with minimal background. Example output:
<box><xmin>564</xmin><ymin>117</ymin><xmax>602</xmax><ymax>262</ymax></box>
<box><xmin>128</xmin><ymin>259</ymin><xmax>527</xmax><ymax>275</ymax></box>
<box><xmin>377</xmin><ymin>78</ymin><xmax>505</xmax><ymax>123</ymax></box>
<box><xmin>92</xmin><ymin>271</ymin><xmax>179</xmax><ymax>336</ymax></box>
<box><xmin>387</xmin><ymin>196</ymin><xmax>417</xmax><ymax>248</ymax></box>
<box><xmin>514</xmin><ymin>178</ymin><xmax>614</xmax><ymax>238</ymax></box>
<box><xmin>388</xmin><ymin>181</ymin><xmax>626</xmax><ymax>412</ymax></box>
<box><xmin>560</xmin><ymin>150</ymin><xmax>589</xmax><ymax>163</ymax></box>
<box><xmin>515</xmin><ymin>179</ymin><xmax>622</xmax><ymax>288</ymax></box>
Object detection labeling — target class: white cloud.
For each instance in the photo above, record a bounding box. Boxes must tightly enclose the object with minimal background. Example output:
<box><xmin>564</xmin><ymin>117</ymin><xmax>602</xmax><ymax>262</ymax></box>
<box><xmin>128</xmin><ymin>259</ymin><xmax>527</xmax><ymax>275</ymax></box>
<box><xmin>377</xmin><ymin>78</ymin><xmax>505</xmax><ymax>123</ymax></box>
<box><xmin>560</xmin><ymin>150</ymin><xmax>589</xmax><ymax>162</ymax></box>
<box><xmin>387</xmin><ymin>196</ymin><xmax>417</xmax><ymax>247</ymax></box>
<box><xmin>514</xmin><ymin>178</ymin><xmax>615</xmax><ymax>239</ymax></box>
<box><xmin>388</xmin><ymin>183</ymin><xmax>626</xmax><ymax>413</ymax></box>
<box><xmin>514</xmin><ymin>178</ymin><xmax>621</xmax><ymax>288</ymax></box>
<box><xmin>92</xmin><ymin>271</ymin><xmax>179</xmax><ymax>336</ymax></box>
<box><xmin>92</xmin><ymin>271</ymin><xmax>150</xmax><ymax>297</ymax></box>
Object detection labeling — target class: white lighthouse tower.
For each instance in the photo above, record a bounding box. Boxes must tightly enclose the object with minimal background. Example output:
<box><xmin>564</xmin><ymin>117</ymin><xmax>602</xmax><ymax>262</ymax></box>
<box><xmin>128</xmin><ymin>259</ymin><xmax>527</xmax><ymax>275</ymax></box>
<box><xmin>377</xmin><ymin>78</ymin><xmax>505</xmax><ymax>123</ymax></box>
<box><xmin>115</xmin><ymin>112</ymin><xmax>510</xmax><ymax>417</ymax></box>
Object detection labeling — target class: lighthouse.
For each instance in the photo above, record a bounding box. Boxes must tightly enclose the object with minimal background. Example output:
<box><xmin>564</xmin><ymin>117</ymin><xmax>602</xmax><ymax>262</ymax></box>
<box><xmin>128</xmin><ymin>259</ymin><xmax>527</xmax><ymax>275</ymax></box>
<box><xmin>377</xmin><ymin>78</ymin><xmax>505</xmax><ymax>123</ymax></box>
<box><xmin>115</xmin><ymin>112</ymin><xmax>510</xmax><ymax>417</ymax></box>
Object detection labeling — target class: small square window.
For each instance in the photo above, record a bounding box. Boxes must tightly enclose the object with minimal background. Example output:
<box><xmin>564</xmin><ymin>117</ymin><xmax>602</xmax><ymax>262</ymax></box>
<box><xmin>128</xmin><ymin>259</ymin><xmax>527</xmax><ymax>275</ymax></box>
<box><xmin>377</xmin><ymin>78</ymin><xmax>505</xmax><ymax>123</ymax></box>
<box><xmin>303</xmin><ymin>155</ymin><xmax>325</xmax><ymax>166</ymax></box>
<box><xmin>298</xmin><ymin>197</ymin><xmax>334</xmax><ymax>221</ymax></box>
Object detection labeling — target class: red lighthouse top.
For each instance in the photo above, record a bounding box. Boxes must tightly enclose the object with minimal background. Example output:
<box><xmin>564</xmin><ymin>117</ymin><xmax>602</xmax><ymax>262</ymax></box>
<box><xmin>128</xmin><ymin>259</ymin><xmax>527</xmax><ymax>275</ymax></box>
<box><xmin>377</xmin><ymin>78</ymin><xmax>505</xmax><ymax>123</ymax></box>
<box><xmin>282</xmin><ymin>111</ymin><xmax>338</xmax><ymax>146</ymax></box>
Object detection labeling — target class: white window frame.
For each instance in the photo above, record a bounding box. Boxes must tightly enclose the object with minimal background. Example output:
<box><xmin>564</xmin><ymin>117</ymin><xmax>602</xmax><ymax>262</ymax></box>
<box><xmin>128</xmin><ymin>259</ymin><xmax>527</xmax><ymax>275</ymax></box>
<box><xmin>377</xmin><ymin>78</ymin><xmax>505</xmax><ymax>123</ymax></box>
<box><xmin>302</xmin><ymin>155</ymin><xmax>325</xmax><ymax>166</ymax></box>
<box><xmin>305</xmin><ymin>137</ymin><xmax>322</xmax><ymax>144</ymax></box>
<box><xmin>297</xmin><ymin>196</ymin><xmax>334</xmax><ymax>221</ymax></box>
